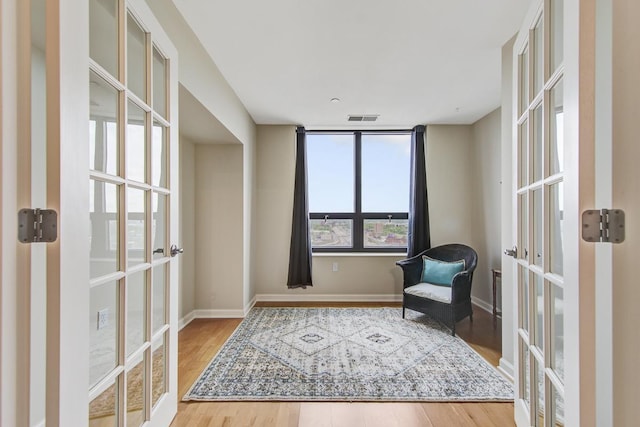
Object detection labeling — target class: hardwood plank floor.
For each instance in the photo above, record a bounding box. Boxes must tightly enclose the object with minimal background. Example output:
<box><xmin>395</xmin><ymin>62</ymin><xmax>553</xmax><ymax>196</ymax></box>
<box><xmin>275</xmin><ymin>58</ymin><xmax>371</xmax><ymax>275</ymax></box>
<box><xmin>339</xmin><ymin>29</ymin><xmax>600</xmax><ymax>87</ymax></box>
<box><xmin>171</xmin><ymin>303</ymin><xmax>514</xmax><ymax>427</ymax></box>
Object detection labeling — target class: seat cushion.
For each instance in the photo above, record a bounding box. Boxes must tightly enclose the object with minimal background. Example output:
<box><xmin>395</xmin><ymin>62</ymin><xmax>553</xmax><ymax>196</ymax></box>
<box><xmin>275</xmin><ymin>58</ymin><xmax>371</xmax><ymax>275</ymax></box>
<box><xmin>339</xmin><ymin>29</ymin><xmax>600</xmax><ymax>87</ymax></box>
<box><xmin>404</xmin><ymin>282</ymin><xmax>452</xmax><ymax>304</ymax></box>
<box><xmin>420</xmin><ymin>256</ymin><xmax>465</xmax><ymax>286</ymax></box>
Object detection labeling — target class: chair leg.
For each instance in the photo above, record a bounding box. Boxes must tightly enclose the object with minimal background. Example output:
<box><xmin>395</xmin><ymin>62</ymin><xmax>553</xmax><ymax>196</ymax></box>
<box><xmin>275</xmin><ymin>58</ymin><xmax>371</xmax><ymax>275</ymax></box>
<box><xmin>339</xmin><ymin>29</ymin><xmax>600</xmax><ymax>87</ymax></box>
<box><xmin>469</xmin><ymin>310</ymin><xmax>473</xmax><ymax>322</ymax></box>
<box><xmin>402</xmin><ymin>306</ymin><xmax>406</xmax><ymax>318</ymax></box>
<box><xmin>451</xmin><ymin>324</ymin><xmax>456</xmax><ymax>336</ymax></box>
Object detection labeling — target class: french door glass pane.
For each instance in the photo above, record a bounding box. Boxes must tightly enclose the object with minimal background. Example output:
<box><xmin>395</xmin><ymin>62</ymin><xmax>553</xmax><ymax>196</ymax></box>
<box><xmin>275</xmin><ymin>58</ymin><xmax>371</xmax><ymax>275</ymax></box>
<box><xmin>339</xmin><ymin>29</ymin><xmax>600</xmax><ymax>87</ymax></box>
<box><xmin>535</xmin><ymin>357</ymin><xmax>545</xmax><ymax>426</ymax></box>
<box><xmin>361</xmin><ymin>134</ymin><xmax>410</xmax><ymax>212</ymax></box>
<box><xmin>363</xmin><ymin>219</ymin><xmax>408</xmax><ymax>248</ymax></box>
<box><xmin>533</xmin><ymin>189</ymin><xmax>543</xmax><ymax>266</ymax></box>
<box><xmin>533</xmin><ymin>17</ymin><xmax>544</xmax><ymax>95</ymax></box>
<box><xmin>533</xmin><ymin>105</ymin><xmax>543</xmax><ymax>183</ymax></box>
<box><xmin>152</xmin><ymin>46</ymin><xmax>167</xmax><ymax>118</ymax></box>
<box><xmin>549</xmin><ymin>182</ymin><xmax>564</xmax><ymax>275</ymax></box>
<box><xmin>519</xmin><ymin>46</ymin><xmax>529</xmax><ymax>116</ymax></box>
<box><xmin>90</xmin><ymin>0</ymin><xmax>118</xmax><ymax>78</ymax></box>
<box><xmin>552</xmin><ymin>283</ymin><xmax>565</xmax><ymax>382</ymax></box>
<box><xmin>127</xmin><ymin>101</ymin><xmax>146</xmax><ymax>183</ymax></box>
<box><xmin>307</xmin><ymin>134</ymin><xmax>354</xmax><ymax>212</ymax></box>
<box><xmin>90</xmin><ymin>180</ymin><xmax>119</xmax><ymax>278</ymax></box>
<box><xmin>151</xmin><ymin>121</ymin><xmax>167</xmax><ymax>188</ymax></box>
<box><xmin>550</xmin><ymin>0</ymin><xmax>564</xmax><ymax>73</ymax></box>
<box><xmin>126</xmin><ymin>270</ymin><xmax>146</xmax><ymax>358</ymax></box>
<box><xmin>552</xmin><ymin>385</ymin><xmax>565</xmax><ymax>426</ymax></box>
<box><xmin>519</xmin><ymin>194</ymin><xmax>528</xmax><ymax>261</ymax></box>
<box><xmin>520</xmin><ymin>266</ymin><xmax>530</xmax><ymax>332</ymax></box>
<box><xmin>90</xmin><ymin>71</ymin><xmax>119</xmax><ymax>175</ymax></box>
<box><xmin>534</xmin><ymin>275</ymin><xmax>544</xmax><ymax>351</ymax></box>
<box><xmin>152</xmin><ymin>265</ymin><xmax>166</xmax><ymax>334</ymax></box>
<box><xmin>152</xmin><ymin>335</ymin><xmax>167</xmax><ymax>408</ymax></box>
<box><xmin>126</xmin><ymin>357</ymin><xmax>145</xmax><ymax>427</ymax></box>
<box><xmin>550</xmin><ymin>79</ymin><xmax>564</xmax><ymax>176</ymax></box>
<box><xmin>89</xmin><ymin>280</ymin><xmax>118</xmax><ymax>387</ymax></box>
<box><xmin>152</xmin><ymin>193</ymin><xmax>166</xmax><ymax>259</ymax></box>
<box><xmin>310</xmin><ymin>219</ymin><xmax>353</xmax><ymax>248</ymax></box>
<box><xmin>89</xmin><ymin>377</ymin><xmax>118</xmax><ymax>426</ymax></box>
<box><xmin>127</xmin><ymin>13</ymin><xmax>147</xmax><ymax>101</ymax></box>
<box><xmin>521</xmin><ymin>340</ymin><xmax>531</xmax><ymax>407</ymax></box>
<box><xmin>519</xmin><ymin>121</ymin><xmax>529</xmax><ymax>188</ymax></box>
<box><xmin>127</xmin><ymin>187</ymin><xmax>147</xmax><ymax>267</ymax></box>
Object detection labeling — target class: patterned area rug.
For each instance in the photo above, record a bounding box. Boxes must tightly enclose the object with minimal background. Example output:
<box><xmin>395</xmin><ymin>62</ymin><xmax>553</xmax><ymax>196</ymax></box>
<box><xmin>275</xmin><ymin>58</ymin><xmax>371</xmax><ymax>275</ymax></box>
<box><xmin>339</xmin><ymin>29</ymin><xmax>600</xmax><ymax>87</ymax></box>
<box><xmin>184</xmin><ymin>307</ymin><xmax>513</xmax><ymax>402</ymax></box>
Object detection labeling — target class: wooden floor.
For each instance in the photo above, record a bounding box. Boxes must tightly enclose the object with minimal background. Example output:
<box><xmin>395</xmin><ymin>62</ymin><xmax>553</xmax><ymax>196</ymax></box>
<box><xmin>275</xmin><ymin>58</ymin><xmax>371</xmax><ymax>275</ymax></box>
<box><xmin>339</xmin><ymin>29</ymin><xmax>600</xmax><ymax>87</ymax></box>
<box><xmin>171</xmin><ymin>303</ymin><xmax>514</xmax><ymax>427</ymax></box>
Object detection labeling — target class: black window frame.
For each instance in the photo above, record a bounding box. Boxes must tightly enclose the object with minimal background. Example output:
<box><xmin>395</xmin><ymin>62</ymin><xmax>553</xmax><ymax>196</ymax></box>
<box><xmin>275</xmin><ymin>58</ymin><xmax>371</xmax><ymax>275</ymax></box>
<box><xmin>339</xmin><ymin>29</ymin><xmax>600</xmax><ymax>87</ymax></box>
<box><xmin>307</xmin><ymin>130</ymin><xmax>410</xmax><ymax>253</ymax></box>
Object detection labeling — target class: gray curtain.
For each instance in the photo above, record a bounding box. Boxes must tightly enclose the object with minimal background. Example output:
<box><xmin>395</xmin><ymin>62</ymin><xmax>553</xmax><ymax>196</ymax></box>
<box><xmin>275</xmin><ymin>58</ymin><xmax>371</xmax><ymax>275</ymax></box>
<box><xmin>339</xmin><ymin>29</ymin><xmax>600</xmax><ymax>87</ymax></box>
<box><xmin>287</xmin><ymin>126</ymin><xmax>313</xmax><ymax>289</ymax></box>
<box><xmin>407</xmin><ymin>125</ymin><xmax>431</xmax><ymax>257</ymax></box>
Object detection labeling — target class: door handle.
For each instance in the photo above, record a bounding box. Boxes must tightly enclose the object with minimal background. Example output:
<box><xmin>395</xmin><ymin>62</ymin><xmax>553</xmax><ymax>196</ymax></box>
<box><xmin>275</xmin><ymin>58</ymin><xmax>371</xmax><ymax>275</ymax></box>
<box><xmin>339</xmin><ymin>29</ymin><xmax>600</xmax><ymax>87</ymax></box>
<box><xmin>504</xmin><ymin>246</ymin><xmax>517</xmax><ymax>258</ymax></box>
<box><xmin>170</xmin><ymin>244</ymin><xmax>184</xmax><ymax>257</ymax></box>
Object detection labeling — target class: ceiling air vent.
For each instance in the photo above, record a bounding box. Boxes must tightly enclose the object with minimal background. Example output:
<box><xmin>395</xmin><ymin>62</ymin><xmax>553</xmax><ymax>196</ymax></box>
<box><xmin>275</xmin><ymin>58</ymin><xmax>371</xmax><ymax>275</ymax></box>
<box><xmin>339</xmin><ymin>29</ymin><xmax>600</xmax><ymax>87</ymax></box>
<box><xmin>348</xmin><ymin>114</ymin><xmax>379</xmax><ymax>122</ymax></box>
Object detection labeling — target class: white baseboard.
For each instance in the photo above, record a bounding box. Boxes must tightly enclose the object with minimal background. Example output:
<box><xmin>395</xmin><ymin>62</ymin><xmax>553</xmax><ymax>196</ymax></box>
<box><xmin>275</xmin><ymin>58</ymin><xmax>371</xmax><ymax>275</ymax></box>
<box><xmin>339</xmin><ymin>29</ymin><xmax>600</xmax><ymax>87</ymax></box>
<box><xmin>193</xmin><ymin>308</ymin><xmax>246</xmax><ymax>318</ymax></box>
<box><xmin>471</xmin><ymin>296</ymin><xmax>494</xmax><ymax>314</ymax></box>
<box><xmin>255</xmin><ymin>293</ymin><xmax>402</xmax><ymax>302</ymax></box>
<box><xmin>33</xmin><ymin>419</ymin><xmax>45</xmax><ymax>427</ymax></box>
<box><xmin>244</xmin><ymin>295</ymin><xmax>257</xmax><ymax>315</ymax></box>
<box><xmin>178</xmin><ymin>310</ymin><xmax>196</xmax><ymax>330</ymax></box>
<box><xmin>498</xmin><ymin>357</ymin><xmax>514</xmax><ymax>381</ymax></box>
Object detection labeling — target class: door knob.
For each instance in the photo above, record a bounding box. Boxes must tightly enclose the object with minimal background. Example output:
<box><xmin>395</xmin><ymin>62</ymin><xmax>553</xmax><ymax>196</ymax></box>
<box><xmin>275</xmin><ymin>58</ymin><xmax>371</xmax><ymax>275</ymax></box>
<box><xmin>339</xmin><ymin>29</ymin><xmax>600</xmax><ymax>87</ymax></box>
<box><xmin>170</xmin><ymin>244</ymin><xmax>184</xmax><ymax>257</ymax></box>
<box><xmin>504</xmin><ymin>246</ymin><xmax>517</xmax><ymax>258</ymax></box>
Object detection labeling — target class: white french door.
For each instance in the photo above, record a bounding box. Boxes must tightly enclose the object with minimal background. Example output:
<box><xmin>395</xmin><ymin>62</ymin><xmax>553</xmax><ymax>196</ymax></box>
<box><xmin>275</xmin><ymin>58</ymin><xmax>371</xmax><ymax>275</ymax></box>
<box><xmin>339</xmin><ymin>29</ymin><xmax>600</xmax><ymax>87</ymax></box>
<box><xmin>88</xmin><ymin>1</ymin><xmax>179</xmax><ymax>426</ymax></box>
<box><xmin>2</xmin><ymin>0</ymin><xmax>178</xmax><ymax>425</ymax></box>
<box><xmin>512</xmin><ymin>0</ymin><xmax>567</xmax><ymax>425</ymax></box>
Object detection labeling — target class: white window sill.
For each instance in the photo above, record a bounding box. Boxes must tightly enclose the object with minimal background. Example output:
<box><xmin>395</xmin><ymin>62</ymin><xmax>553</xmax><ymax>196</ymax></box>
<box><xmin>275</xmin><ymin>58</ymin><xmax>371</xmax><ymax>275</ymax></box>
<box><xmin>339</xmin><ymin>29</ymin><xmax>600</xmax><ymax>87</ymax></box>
<box><xmin>312</xmin><ymin>252</ymin><xmax>407</xmax><ymax>258</ymax></box>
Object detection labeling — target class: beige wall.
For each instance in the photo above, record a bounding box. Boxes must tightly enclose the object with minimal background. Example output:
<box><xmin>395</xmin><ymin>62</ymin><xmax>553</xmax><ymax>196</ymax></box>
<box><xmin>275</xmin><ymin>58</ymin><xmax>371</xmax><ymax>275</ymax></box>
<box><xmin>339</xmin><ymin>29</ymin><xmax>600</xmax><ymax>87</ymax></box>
<box><xmin>194</xmin><ymin>144</ymin><xmax>244</xmax><ymax>310</ymax></box>
<box><xmin>254</xmin><ymin>124</ymin><xmax>486</xmax><ymax>298</ymax></box>
<box><xmin>470</xmin><ymin>108</ymin><xmax>503</xmax><ymax>308</ymax></box>
<box><xmin>243</xmin><ymin>136</ymin><xmax>256</xmax><ymax>309</ymax></box>
<box><xmin>500</xmin><ymin>35</ymin><xmax>516</xmax><ymax>376</ymax></box>
<box><xmin>425</xmin><ymin>125</ymin><xmax>475</xmax><ymax>247</ymax></box>
<box><xmin>179</xmin><ymin>137</ymin><xmax>196</xmax><ymax>319</ymax></box>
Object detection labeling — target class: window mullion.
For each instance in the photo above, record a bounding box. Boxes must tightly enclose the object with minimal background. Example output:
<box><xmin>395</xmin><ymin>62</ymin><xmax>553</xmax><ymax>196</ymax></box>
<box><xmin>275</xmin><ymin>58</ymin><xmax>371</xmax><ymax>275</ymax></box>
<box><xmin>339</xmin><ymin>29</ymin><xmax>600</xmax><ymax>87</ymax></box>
<box><xmin>354</xmin><ymin>132</ymin><xmax>363</xmax><ymax>251</ymax></box>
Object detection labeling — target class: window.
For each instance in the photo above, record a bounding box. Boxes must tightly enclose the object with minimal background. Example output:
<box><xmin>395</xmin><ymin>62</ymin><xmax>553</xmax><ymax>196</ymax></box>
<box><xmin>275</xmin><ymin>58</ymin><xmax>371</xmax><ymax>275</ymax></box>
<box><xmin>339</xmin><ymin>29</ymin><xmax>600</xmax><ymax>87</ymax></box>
<box><xmin>307</xmin><ymin>132</ymin><xmax>411</xmax><ymax>252</ymax></box>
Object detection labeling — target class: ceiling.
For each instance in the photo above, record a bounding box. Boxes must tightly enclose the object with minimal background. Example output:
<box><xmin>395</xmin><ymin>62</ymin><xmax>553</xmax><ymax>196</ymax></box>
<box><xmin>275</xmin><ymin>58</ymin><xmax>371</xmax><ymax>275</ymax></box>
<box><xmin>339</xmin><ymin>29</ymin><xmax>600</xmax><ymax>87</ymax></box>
<box><xmin>174</xmin><ymin>0</ymin><xmax>531</xmax><ymax>128</ymax></box>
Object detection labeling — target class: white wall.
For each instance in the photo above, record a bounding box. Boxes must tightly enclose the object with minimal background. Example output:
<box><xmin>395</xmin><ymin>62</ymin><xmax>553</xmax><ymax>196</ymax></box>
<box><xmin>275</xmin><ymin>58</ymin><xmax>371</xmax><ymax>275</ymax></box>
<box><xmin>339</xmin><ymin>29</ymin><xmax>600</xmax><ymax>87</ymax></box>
<box><xmin>179</xmin><ymin>137</ymin><xmax>195</xmax><ymax>320</ymax></box>
<box><xmin>193</xmin><ymin>144</ymin><xmax>244</xmax><ymax>311</ymax></box>
<box><xmin>1</xmin><ymin>1</ymin><xmax>22</xmax><ymax>424</ymax></box>
<box><xmin>470</xmin><ymin>108</ymin><xmax>503</xmax><ymax>309</ymax></box>
<box><xmin>612</xmin><ymin>0</ymin><xmax>640</xmax><ymax>423</ymax></box>
<box><xmin>30</xmin><ymin>45</ymin><xmax>47</xmax><ymax>427</ymax></box>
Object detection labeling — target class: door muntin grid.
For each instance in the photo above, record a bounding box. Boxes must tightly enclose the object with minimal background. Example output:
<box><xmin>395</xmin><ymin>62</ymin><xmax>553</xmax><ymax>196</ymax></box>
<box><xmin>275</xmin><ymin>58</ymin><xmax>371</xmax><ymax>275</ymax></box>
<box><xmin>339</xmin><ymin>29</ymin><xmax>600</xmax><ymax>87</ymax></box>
<box><xmin>89</xmin><ymin>1</ymin><xmax>172</xmax><ymax>425</ymax></box>
<box><xmin>515</xmin><ymin>0</ymin><xmax>566</xmax><ymax>425</ymax></box>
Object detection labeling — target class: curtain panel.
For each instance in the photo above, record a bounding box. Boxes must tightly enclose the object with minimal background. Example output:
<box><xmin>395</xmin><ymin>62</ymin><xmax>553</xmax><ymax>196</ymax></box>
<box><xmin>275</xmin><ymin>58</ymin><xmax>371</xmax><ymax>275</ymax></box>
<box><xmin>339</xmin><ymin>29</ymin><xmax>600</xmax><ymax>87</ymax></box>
<box><xmin>407</xmin><ymin>125</ymin><xmax>431</xmax><ymax>257</ymax></box>
<box><xmin>287</xmin><ymin>126</ymin><xmax>313</xmax><ymax>288</ymax></box>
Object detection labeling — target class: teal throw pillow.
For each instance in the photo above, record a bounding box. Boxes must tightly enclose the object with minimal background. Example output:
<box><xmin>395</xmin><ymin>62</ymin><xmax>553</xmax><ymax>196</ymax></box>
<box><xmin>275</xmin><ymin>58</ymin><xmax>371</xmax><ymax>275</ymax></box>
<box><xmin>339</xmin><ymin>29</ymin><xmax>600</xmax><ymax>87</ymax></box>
<box><xmin>420</xmin><ymin>256</ymin><xmax>465</xmax><ymax>286</ymax></box>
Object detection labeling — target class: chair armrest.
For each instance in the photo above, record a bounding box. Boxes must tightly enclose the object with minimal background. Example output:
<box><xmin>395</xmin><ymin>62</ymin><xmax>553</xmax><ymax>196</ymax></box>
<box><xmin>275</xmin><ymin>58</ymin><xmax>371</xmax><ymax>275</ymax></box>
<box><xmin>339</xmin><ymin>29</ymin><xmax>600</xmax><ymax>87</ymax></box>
<box><xmin>396</xmin><ymin>255</ymin><xmax>424</xmax><ymax>288</ymax></box>
<box><xmin>450</xmin><ymin>271</ymin><xmax>473</xmax><ymax>304</ymax></box>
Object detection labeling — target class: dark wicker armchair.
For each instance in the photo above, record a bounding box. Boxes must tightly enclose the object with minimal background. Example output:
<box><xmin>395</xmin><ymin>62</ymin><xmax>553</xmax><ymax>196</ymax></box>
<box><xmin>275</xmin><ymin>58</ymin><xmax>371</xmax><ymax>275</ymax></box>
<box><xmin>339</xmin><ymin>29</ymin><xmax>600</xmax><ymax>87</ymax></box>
<box><xmin>396</xmin><ymin>243</ymin><xmax>478</xmax><ymax>335</ymax></box>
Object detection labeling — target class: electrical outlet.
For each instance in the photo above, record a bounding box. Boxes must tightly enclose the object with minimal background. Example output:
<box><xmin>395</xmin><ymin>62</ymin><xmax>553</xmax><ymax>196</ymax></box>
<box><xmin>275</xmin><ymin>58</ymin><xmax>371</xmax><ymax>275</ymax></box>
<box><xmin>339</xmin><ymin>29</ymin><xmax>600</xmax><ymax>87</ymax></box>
<box><xmin>97</xmin><ymin>308</ymin><xmax>109</xmax><ymax>330</ymax></box>
<box><xmin>332</xmin><ymin>262</ymin><xmax>339</xmax><ymax>272</ymax></box>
